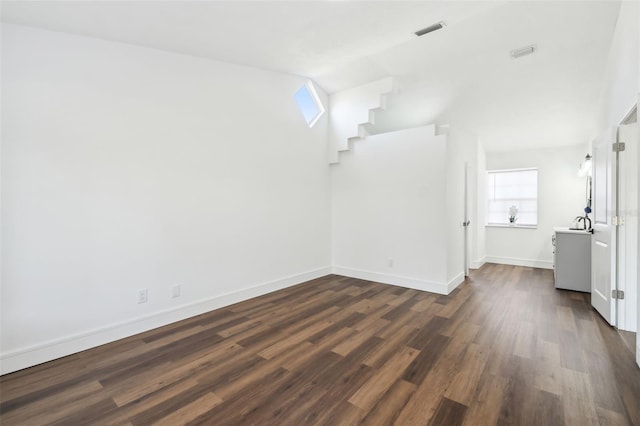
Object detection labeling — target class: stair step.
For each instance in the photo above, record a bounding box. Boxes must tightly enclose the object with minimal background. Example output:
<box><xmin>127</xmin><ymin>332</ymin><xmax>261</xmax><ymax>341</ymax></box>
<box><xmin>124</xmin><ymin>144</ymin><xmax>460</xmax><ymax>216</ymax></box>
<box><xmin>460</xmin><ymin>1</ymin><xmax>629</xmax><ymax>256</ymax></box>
<box><xmin>328</xmin><ymin>76</ymin><xmax>397</xmax><ymax>164</ymax></box>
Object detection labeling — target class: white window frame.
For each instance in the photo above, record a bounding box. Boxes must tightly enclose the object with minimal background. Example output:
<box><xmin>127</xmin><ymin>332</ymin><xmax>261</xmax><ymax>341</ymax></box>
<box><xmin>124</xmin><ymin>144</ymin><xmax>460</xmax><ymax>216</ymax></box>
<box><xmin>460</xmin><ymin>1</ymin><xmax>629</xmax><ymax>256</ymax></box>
<box><xmin>486</xmin><ymin>167</ymin><xmax>538</xmax><ymax>228</ymax></box>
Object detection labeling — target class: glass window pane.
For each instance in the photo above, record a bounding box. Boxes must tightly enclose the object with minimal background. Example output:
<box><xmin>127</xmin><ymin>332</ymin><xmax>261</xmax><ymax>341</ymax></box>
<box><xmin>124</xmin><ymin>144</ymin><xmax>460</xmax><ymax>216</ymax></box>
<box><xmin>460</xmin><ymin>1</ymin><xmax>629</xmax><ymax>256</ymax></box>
<box><xmin>486</xmin><ymin>169</ymin><xmax>538</xmax><ymax>225</ymax></box>
<box><xmin>294</xmin><ymin>82</ymin><xmax>324</xmax><ymax>127</ymax></box>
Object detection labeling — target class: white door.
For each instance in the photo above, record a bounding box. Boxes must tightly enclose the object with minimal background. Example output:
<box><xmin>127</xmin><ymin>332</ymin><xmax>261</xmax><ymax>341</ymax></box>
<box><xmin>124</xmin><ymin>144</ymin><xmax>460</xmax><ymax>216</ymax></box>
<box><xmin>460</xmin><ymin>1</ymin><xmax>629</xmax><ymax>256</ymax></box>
<box><xmin>463</xmin><ymin>162</ymin><xmax>471</xmax><ymax>276</ymax></box>
<box><xmin>591</xmin><ymin>127</ymin><xmax>617</xmax><ymax>325</ymax></box>
<box><xmin>617</xmin><ymin>123</ymin><xmax>638</xmax><ymax>332</ymax></box>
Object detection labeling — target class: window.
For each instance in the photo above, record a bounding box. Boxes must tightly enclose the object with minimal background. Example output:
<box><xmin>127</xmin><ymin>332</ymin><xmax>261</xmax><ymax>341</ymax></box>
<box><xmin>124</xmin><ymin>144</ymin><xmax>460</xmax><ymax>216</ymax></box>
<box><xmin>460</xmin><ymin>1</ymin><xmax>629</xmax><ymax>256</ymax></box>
<box><xmin>294</xmin><ymin>81</ymin><xmax>325</xmax><ymax>127</ymax></box>
<box><xmin>487</xmin><ymin>168</ymin><xmax>538</xmax><ymax>226</ymax></box>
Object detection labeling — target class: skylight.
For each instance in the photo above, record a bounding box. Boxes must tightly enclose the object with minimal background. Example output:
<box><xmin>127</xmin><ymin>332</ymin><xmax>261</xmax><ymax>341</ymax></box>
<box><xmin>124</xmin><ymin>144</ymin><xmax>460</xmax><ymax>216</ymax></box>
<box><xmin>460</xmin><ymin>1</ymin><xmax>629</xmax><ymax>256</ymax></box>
<box><xmin>294</xmin><ymin>81</ymin><xmax>325</xmax><ymax>127</ymax></box>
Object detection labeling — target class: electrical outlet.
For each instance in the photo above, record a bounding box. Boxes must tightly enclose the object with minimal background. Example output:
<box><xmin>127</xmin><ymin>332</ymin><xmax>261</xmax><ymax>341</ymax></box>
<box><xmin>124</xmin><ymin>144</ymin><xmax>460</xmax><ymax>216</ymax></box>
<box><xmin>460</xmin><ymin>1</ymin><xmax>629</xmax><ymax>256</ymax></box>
<box><xmin>388</xmin><ymin>258</ymin><xmax>394</xmax><ymax>267</ymax></box>
<box><xmin>172</xmin><ymin>284</ymin><xmax>181</xmax><ymax>298</ymax></box>
<box><xmin>137</xmin><ymin>288</ymin><xmax>148</xmax><ymax>304</ymax></box>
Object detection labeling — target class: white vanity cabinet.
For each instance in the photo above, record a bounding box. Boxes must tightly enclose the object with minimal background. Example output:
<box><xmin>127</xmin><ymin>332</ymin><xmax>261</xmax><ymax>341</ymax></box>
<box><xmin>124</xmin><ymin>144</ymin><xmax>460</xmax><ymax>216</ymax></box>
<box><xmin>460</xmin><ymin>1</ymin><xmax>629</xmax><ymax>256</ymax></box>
<box><xmin>553</xmin><ymin>228</ymin><xmax>591</xmax><ymax>292</ymax></box>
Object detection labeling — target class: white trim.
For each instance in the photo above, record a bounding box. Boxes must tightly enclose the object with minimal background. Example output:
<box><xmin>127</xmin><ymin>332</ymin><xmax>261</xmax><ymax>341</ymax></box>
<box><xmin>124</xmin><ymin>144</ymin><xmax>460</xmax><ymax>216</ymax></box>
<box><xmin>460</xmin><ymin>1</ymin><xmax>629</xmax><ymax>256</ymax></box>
<box><xmin>332</xmin><ymin>266</ymin><xmax>450</xmax><ymax>295</ymax></box>
<box><xmin>0</xmin><ymin>267</ymin><xmax>331</xmax><ymax>375</ymax></box>
<box><xmin>470</xmin><ymin>257</ymin><xmax>486</xmax><ymax>269</ymax></box>
<box><xmin>447</xmin><ymin>272</ymin><xmax>465</xmax><ymax>293</ymax></box>
<box><xmin>636</xmin><ymin>341</ymin><xmax>639</xmax><ymax>368</ymax></box>
<box><xmin>485</xmin><ymin>224</ymin><xmax>537</xmax><ymax>229</ymax></box>
<box><xmin>486</xmin><ymin>167</ymin><xmax>538</xmax><ymax>174</ymax></box>
<box><xmin>484</xmin><ymin>256</ymin><xmax>553</xmax><ymax>270</ymax></box>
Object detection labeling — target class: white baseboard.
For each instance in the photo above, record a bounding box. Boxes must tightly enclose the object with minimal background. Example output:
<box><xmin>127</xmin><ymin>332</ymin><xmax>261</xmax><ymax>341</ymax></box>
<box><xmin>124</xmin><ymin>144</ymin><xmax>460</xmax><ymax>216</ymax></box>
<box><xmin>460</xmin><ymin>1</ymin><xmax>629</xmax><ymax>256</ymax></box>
<box><xmin>484</xmin><ymin>256</ymin><xmax>553</xmax><ymax>270</ymax></box>
<box><xmin>447</xmin><ymin>272</ymin><xmax>465</xmax><ymax>293</ymax></box>
<box><xmin>332</xmin><ymin>266</ymin><xmax>450</xmax><ymax>295</ymax></box>
<box><xmin>470</xmin><ymin>257</ymin><xmax>486</xmax><ymax>269</ymax></box>
<box><xmin>0</xmin><ymin>266</ymin><xmax>332</xmax><ymax>375</ymax></box>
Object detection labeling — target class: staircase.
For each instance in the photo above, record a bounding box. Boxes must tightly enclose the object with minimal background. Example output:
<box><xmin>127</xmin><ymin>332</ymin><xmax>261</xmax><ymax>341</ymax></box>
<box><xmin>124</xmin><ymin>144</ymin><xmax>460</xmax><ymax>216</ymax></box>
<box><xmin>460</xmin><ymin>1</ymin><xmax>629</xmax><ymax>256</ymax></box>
<box><xmin>328</xmin><ymin>77</ymin><xmax>397</xmax><ymax>164</ymax></box>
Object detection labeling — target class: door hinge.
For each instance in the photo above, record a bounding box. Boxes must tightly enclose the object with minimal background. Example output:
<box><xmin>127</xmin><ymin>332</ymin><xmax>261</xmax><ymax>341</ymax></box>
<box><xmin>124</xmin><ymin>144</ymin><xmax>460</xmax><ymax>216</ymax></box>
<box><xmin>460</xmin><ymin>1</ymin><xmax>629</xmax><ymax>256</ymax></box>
<box><xmin>612</xmin><ymin>216</ymin><xmax>625</xmax><ymax>226</ymax></box>
<box><xmin>612</xmin><ymin>289</ymin><xmax>625</xmax><ymax>299</ymax></box>
<box><xmin>612</xmin><ymin>142</ymin><xmax>626</xmax><ymax>152</ymax></box>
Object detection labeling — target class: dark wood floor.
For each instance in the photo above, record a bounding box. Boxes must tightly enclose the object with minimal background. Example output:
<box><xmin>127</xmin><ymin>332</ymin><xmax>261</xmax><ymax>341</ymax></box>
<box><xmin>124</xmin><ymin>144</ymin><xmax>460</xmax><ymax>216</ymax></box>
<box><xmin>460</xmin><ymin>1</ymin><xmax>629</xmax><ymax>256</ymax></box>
<box><xmin>1</xmin><ymin>264</ymin><xmax>639</xmax><ymax>425</ymax></box>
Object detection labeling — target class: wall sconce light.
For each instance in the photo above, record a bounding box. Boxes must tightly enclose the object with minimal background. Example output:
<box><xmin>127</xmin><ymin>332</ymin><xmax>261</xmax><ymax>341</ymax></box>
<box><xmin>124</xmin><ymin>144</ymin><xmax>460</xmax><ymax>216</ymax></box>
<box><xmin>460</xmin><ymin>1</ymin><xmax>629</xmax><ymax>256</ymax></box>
<box><xmin>578</xmin><ymin>153</ymin><xmax>593</xmax><ymax>215</ymax></box>
<box><xmin>578</xmin><ymin>153</ymin><xmax>592</xmax><ymax>177</ymax></box>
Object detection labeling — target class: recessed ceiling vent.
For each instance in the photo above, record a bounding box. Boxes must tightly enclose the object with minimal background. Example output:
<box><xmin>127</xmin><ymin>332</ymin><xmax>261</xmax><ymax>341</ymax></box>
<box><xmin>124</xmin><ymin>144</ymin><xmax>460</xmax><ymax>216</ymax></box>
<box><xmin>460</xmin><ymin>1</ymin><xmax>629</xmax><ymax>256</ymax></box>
<box><xmin>415</xmin><ymin>21</ymin><xmax>446</xmax><ymax>37</ymax></box>
<box><xmin>510</xmin><ymin>44</ymin><xmax>537</xmax><ymax>59</ymax></box>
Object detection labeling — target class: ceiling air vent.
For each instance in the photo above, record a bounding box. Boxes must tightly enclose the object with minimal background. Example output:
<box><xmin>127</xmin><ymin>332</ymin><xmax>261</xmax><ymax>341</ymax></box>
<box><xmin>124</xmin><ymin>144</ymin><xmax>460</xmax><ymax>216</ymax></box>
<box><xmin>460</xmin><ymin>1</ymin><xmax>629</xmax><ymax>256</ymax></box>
<box><xmin>510</xmin><ymin>44</ymin><xmax>537</xmax><ymax>59</ymax></box>
<box><xmin>415</xmin><ymin>21</ymin><xmax>446</xmax><ymax>37</ymax></box>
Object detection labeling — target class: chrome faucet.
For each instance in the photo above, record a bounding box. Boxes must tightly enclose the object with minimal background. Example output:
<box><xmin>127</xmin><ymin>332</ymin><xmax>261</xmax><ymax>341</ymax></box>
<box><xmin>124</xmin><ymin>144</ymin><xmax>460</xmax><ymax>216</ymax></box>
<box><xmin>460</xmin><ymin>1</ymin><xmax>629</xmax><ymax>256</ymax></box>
<box><xmin>575</xmin><ymin>216</ymin><xmax>592</xmax><ymax>231</ymax></box>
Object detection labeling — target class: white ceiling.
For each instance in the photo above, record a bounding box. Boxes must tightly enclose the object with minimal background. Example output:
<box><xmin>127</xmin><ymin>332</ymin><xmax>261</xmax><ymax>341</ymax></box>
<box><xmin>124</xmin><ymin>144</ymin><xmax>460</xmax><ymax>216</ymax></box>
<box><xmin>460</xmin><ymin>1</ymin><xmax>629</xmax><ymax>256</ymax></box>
<box><xmin>1</xmin><ymin>1</ymin><xmax>622</xmax><ymax>151</ymax></box>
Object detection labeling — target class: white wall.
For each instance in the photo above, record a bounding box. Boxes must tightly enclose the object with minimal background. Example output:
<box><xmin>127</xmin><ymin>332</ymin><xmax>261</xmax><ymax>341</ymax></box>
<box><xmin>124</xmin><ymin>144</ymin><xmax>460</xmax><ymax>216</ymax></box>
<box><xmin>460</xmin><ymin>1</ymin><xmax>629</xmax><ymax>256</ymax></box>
<box><xmin>331</xmin><ymin>125</ymin><xmax>452</xmax><ymax>293</ymax></box>
<box><xmin>328</xmin><ymin>77</ymin><xmax>395</xmax><ymax>164</ymax></box>
<box><xmin>596</xmin><ymin>1</ymin><xmax>639</xmax><ymax>132</ymax></box>
<box><xmin>1</xmin><ymin>24</ymin><xmax>331</xmax><ymax>374</ymax></box>
<box><xmin>485</xmin><ymin>144</ymin><xmax>589</xmax><ymax>269</ymax></box>
<box><xmin>473</xmin><ymin>141</ymin><xmax>487</xmax><ymax>268</ymax></box>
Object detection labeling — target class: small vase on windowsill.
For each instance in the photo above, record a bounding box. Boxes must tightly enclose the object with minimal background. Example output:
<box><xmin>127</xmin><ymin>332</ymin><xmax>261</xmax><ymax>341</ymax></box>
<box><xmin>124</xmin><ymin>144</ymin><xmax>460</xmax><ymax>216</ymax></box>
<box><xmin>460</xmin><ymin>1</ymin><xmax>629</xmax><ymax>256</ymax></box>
<box><xmin>508</xmin><ymin>206</ymin><xmax>518</xmax><ymax>227</ymax></box>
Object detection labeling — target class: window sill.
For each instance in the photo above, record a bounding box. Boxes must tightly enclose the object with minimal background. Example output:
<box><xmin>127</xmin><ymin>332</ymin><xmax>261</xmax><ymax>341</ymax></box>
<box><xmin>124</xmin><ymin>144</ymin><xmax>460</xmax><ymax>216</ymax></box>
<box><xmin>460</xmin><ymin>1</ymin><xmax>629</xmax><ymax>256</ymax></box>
<box><xmin>485</xmin><ymin>224</ymin><xmax>538</xmax><ymax>229</ymax></box>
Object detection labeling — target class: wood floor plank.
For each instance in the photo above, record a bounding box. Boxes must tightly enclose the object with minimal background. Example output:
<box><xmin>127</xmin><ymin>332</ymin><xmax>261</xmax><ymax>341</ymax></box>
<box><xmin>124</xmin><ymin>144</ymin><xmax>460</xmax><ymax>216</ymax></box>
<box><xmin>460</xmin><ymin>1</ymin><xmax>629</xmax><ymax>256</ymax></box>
<box><xmin>406</xmin><ymin>315</ymin><xmax>449</xmax><ymax>349</ymax></box>
<box><xmin>402</xmin><ymin>333</ymin><xmax>450</xmax><ymax>385</ymax></box>
<box><xmin>348</xmin><ymin>345</ymin><xmax>419</xmax><ymax>411</ymax></box>
<box><xmin>292</xmin><ymin>361</ymin><xmax>373</xmax><ymax>424</ymax></box>
<box><xmin>257</xmin><ymin>319</ymin><xmax>334</xmax><ymax>359</ymax></box>
<box><xmin>530</xmin><ymin>389</ymin><xmax>565</xmax><ymax>426</ymax></box>
<box><xmin>331</xmin><ymin>319</ymin><xmax>389</xmax><ymax>357</ymax></box>
<box><xmin>512</xmin><ymin>320</ymin><xmax>537</xmax><ymax>359</ymax></box>
<box><xmin>154</xmin><ymin>392</ymin><xmax>222</xmax><ymax>426</ymax></box>
<box><xmin>48</xmin><ymin>398</ymin><xmax>119</xmax><ymax>426</ymax></box>
<box><xmin>363</xmin><ymin>325</ymin><xmax>418</xmax><ymax>368</ymax></box>
<box><xmin>352</xmin><ymin>304</ymin><xmax>394</xmax><ymax>331</ymax></box>
<box><xmin>410</xmin><ymin>295</ymin><xmax>437</xmax><ymax>312</ymax></box>
<box><xmin>533</xmin><ymin>338</ymin><xmax>563</xmax><ymax>396</ymax></box>
<box><xmin>443</xmin><ymin>342</ymin><xmax>490</xmax><ymax>406</ymax></box>
<box><xmin>2</xmin><ymin>264</ymin><xmax>639</xmax><ymax>426</ymax></box>
<box><xmin>361</xmin><ymin>379</ymin><xmax>415</xmax><ymax>425</ymax></box>
<box><xmin>281</xmin><ymin>327</ymin><xmax>355</xmax><ymax>372</ymax></box>
<box><xmin>0</xmin><ymin>380</ymin><xmax>104</xmax><ymax>425</ymax></box>
<box><xmin>183</xmin><ymin>368</ymin><xmax>292</xmax><ymax>426</ymax></box>
<box><xmin>232</xmin><ymin>371</ymin><xmax>328</xmax><ymax>425</ymax></box>
<box><xmin>596</xmin><ymin>405</ymin><xmax>632</xmax><ymax>426</ymax></box>
<box><xmin>461</xmin><ymin>373</ymin><xmax>507</xmax><ymax>426</ymax></box>
<box><xmin>496</xmin><ymin>356</ymin><xmax>537</xmax><ymax>425</ymax></box>
<box><xmin>429</xmin><ymin>397</ymin><xmax>468</xmax><ymax>426</ymax></box>
<box><xmin>561</xmin><ymin>368</ymin><xmax>600</xmax><ymax>426</ymax></box>
<box><xmin>595</xmin><ymin>315</ymin><xmax>640</xmax><ymax>425</ymax></box>
<box><xmin>213</xmin><ymin>338</ymin><xmax>328</xmax><ymax>402</ymax></box>
<box><xmin>111</xmin><ymin>341</ymin><xmax>242</xmax><ymax>406</ymax></box>
<box><xmin>93</xmin><ymin>379</ymin><xmax>201</xmax><ymax>426</ymax></box>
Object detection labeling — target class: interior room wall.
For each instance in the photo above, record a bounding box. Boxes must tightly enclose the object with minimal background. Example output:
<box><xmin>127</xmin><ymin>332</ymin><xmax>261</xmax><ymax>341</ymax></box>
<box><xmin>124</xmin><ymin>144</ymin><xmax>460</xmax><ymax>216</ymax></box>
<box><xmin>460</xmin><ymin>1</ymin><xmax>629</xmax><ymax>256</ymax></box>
<box><xmin>331</xmin><ymin>125</ymin><xmax>451</xmax><ymax>293</ymax></box>
<box><xmin>485</xmin><ymin>144</ymin><xmax>589</xmax><ymax>269</ymax></box>
<box><xmin>596</xmin><ymin>1</ymin><xmax>639</xmax><ymax>132</ymax></box>
<box><xmin>328</xmin><ymin>77</ymin><xmax>395</xmax><ymax>164</ymax></box>
<box><xmin>1</xmin><ymin>24</ymin><xmax>331</xmax><ymax>374</ymax></box>
<box><xmin>473</xmin><ymin>141</ymin><xmax>487</xmax><ymax>268</ymax></box>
